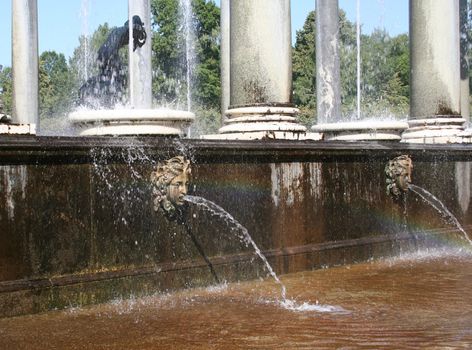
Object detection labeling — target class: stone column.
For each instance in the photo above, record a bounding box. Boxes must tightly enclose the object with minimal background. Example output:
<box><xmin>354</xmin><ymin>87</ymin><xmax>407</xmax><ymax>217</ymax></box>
<box><xmin>230</xmin><ymin>0</ymin><xmax>291</xmax><ymax>106</ymax></box>
<box><xmin>129</xmin><ymin>0</ymin><xmax>152</xmax><ymax>109</ymax></box>
<box><xmin>404</xmin><ymin>0</ymin><xmax>466</xmax><ymax>143</ymax></box>
<box><xmin>216</xmin><ymin>0</ymin><xmax>306</xmax><ymax>140</ymax></box>
<box><xmin>460</xmin><ymin>0</ymin><xmax>470</xmax><ymax>123</ymax></box>
<box><xmin>220</xmin><ymin>0</ymin><xmax>230</xmax><ymax>124</ymax></box>
<box><xmin>311</xmin><ymin>0</ymin><xmax>407</xmax><ymax>141</ymax></box>
<box><xmin>315</xmin><ymin>0</ymin><xmax>341</xmax><ymax>124</ymax></box>
<box><xmin>11</xmin><ymin>0</ymin><xmax>38</xmax><ymax>133</ymax></box>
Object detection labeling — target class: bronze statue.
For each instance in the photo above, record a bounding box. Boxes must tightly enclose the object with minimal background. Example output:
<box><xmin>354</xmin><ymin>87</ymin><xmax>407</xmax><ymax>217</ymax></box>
<box><xmin>150</xmin><ymin>156</ymin><xmax>190</xmax><ymax>217</ymax></box>
<box><xmin>385</xmin><ymin>155</ymin><xmax>413</xmax><ymax>198</ymax></box>
<box><xmin>78</xmin><ymin>15</ymin><xmax>147</xmax><ymax>107</ymax></box>
<box><xmin>0</xmin><ymin>95</ymin><xmax>11</xmax><ymax>123</ymax></box>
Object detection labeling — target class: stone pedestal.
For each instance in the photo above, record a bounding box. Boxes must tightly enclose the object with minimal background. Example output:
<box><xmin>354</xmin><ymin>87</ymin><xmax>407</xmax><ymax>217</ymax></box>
<box><xmin>405</xmin><ymin>0</ymin><xmax>467</xmax><ymax>143</ymax></box>
<box><xmin>313</xmin><ymin>121</ymin><xmax>408</xmax><ymax>141</ymax></box>
<box><xmin>214</xmin><ymin>0</ymin><xmax>306</xmax><ymax>140</ymax></box>
<box><xmin>69</xmin><ymin>109</ymin><xmax>194</xmax><ymax>136</ymax></box>
<box><xmin>401</xmin><ymin>117</ymin><xmax>472</xmax><ymax>143</ymax></box>
<box><xmin>214</xmin><ymin>105</ymin><xmax>306</xmax><ymax>140</ymax></box>
<box><xmin>0</xmin><ymin>123</ymin><xmax>36</xmax><ymax>135</ymax></box>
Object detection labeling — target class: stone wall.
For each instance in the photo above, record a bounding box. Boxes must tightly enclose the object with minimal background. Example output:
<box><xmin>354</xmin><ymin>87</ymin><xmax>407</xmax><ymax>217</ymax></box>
<box><xmin>0</xmin><ymin>136</ymin><xmax>471</xmax><ymax>317</ymax></box>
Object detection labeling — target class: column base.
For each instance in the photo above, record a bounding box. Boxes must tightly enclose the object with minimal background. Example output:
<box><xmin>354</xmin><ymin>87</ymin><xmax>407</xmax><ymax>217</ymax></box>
<box><xmin>401</xmin><ymin>116</ymin><xmax>471</xmax><ymax>143</ymax></box>
<box><xmin>312</xmin><ymin>120</ymin><xmax>408</xmax><ymax>141</ymax></box>
<box><xmin>0</xmin><ymin>123</ymin><xmax>36</xmax><ymax>135</ymax></box>
<box><xmin>210</xmin><ymin>105</ymin><xmax>307</xmax><ymax>140</ymax></box>
<box><xmin>68</xmin><ymin>109</ymin><xmax>194</xmax><ymax>136</ymax></box>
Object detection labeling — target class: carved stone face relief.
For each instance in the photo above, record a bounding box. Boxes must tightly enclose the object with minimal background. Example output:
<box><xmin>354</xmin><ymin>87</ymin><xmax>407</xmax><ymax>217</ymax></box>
<box><xmin>385</xmin><ymin>155</ymin><xmax>413</xmax><ymax>198</ymax></box>
<box><xmin>167</xmin><ymin>171</ymin><xmax>189</xmax><ymax>206</ymax></box>
<box><xmin>150</xmin><ymin>156</ymin><xmax>191</xmax><ymax>217</ymax></box>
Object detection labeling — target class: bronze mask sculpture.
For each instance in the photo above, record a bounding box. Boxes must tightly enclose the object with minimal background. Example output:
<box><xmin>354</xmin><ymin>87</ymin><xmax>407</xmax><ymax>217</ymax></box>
<box><xmin>151</xmin><ymin>156</ymin><xmax>190</xmax><ymax>218</ymax></box>
<box><xmin>385</xmin><ymin>155</ymin><xmax>413</xmax><ymax>198</ymax></box>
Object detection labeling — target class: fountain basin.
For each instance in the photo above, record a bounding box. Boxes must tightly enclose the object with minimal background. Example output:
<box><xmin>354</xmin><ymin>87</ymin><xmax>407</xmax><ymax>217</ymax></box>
<box><xmin>312</xmin><ymin>120</ymin><xmax>409</xmax><ymax>141</ymax></box>
<box><xmin>69</xmin><ymin>109</ymin><xmax>195</xmax><ymax>136</ymax></box>
<box><xmin>1</xmin><ymin>253</ymin><xmax>471</xmax><ymax>349</ymax></box>
<box><xmin>0</xmin><ymin>137</ymin><xmax>471</xmax><ymax>317</ymax></box>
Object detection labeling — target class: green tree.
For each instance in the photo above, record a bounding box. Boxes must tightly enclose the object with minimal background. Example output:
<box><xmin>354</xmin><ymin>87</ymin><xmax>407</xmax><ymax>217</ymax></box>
<box><xmin>39</xmin><ymin>51</ymin><xmax>74</xmax><ymax>119</ymax></box>
<box><xmin>190</xmin><ymin>0</ymin><xmax>221</xmax><ymax>135</ymax></box>
<box><xmin>151</xmin><ymin>0</ymin><xmax>221</xmax><ymax>135</ymax></box>
<box><xmin>292</xmin><ymin>10</ymin><xmax>357</xmax><ymax>124</ymax></box>
<box><xmin>151</xmin><ymin>0</ymin><xmax>186</xmax><ymax>106</ymax></box>
<box><xmin>292</xmin><ymin>10</ymin><xmax>409</xmax><ymax>122</ymax></box>
<box><xmin>192</xmin><ymin>0</ymin><xmax>220</xmax><ymax>109</ymax></box>
<box><xmin>292</xmin><ymin>11</ymin><xmax>316</xmax><ymax>125</ymax></box>
<box><xmin>0</xmin><ymin>66</ymin><xmax>12</xmax><ymax>115</ymax></box>
<box><xmin>360</xmin><ymin>30</ymin><xmax>409</xmax><ymax>118</ymax></box>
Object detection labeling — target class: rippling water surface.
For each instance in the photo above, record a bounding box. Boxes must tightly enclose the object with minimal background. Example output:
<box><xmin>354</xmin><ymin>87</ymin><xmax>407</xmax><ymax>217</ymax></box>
<box><xmin>1</xmin><ymin>249</ymin><xmax>471</xmax><ymax>349</ymax></box>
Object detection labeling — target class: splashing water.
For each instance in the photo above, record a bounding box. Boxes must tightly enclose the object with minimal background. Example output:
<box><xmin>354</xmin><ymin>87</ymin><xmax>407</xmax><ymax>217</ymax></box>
<box><xmin>281</xmin><ymin>299</ymin><xmax>348</xmax><ymax>314</ymax></box>
<box><xmin>409</xmin><ymin>184</ymin><xmax>472</xmax><ymax>245</ymax></box>
<box><xmin>184</xmin><ymin>195</ymin><xmax>287</xmax><ymax>300</ymax></box>
<box><xmin>179</xmin><ymin>0</ymin><xmax>196</xmax><ymax>112</ymax></box>
<box><xmin>184</xmin><ymin>195</ymin><xmax>346</xmax><ymax>313</ymax></box>
<box><xmin>79</xmin><ymin>0</ymin><xmax>90</xmax><ymax>82</ymax></box>
<box><xmin>356</xmin><ymin>0</ymin><xmax>361</xmax><ymax>120</ymax></box>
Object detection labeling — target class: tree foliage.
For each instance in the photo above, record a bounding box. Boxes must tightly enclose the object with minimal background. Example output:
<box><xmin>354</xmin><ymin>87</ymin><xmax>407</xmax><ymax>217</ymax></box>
<box><xmin>292</xmin><ymin>11</ymin><xmax>316</xmax><ymax>125</ymax></box>
<box><xmin>151</xmin><ymin>0</ymin><xmax>185</xmax><ymax>106</ymax></box>
<box><xmin>39</xmin><ymin>51</ymin><xmax>74</xmax><ymax>119</ymax></box>
<box><xmin>292</xmin><ymin>10</ymin><xmax>410</xmax><ymax>123</ymax></box>
<box><xmin>150</xmin><ymin>0</ymin><xmax>220</xmax><ymax>134</ymax></box>
<box><xmin>359</xmin><ymin>30</ymin><xmax>409</xmax><ymax>118</ymax></box>
<box><xmin>1</xmin><ymin>4</ymin><xmax>444</xmax><ymax>134</ymax></box>
<box><xmin>0</xmin><ymin>66</ymin><xmax>12</xmax><ymax>115</ymax></box>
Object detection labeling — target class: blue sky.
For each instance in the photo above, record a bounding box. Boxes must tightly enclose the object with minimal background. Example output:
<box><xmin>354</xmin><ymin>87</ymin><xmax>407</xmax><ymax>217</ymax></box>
<box><xmin>0</xmin><ymin>0</ymin><xmax>408</xmax><ymax>68</ymax></box>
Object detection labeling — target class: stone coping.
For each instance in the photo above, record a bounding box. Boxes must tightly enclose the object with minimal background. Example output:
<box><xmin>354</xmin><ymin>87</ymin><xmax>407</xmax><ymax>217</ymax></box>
<box><xmin>1</xmin><ymin>136</ymin><xmax>472</xmax><ymax>164</ymax></box>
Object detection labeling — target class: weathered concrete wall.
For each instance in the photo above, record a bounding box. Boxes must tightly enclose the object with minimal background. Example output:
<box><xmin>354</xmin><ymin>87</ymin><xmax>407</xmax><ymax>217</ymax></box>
<box><xmin>0</xmin><ymin>137</ymin><xmax>471</xmax><ymax>317</ymax></box>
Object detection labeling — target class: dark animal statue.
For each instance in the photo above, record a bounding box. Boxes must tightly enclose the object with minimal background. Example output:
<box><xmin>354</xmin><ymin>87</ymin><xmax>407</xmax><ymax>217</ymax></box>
<box><xmin>78</xmin><ymin>15</ymin><xmax>147</xmax><ymax>107</ymax></box>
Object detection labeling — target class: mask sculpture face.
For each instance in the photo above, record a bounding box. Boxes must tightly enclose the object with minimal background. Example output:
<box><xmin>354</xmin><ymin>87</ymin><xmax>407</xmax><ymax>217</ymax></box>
<box><xmin>385</xmin><ymin>155</ymin><xmax>413</xmax><ymax>198</ymax></box>
<box><xmin>151</xmin><ymin>156</ymin><xmax>190</xmax><ymax>218</ymax></box>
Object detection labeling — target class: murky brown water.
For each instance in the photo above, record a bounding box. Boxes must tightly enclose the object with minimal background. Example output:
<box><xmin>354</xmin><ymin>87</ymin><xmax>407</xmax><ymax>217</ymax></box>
<box><xmin>1</xmin><ymin>249</ymin><xmax>471</xmax><ymax>349</ymax></box>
